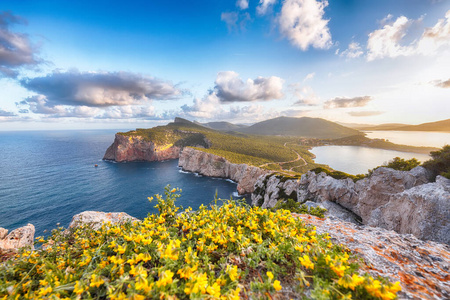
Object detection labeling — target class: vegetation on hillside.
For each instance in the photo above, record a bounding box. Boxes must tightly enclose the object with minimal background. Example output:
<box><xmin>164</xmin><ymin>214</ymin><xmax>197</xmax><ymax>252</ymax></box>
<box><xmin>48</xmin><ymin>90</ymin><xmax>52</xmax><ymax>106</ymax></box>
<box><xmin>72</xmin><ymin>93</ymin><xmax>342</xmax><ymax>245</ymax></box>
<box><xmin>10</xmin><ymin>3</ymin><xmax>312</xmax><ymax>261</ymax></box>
<box><xmin>118</xmin><ymin>119</ymin><xmax>325</xmax><ymax>173</ymax></box>
<box><xmin>0</xmin><ymin>186</ymin><xmax>401</xmax><ymax>299</ymax></box>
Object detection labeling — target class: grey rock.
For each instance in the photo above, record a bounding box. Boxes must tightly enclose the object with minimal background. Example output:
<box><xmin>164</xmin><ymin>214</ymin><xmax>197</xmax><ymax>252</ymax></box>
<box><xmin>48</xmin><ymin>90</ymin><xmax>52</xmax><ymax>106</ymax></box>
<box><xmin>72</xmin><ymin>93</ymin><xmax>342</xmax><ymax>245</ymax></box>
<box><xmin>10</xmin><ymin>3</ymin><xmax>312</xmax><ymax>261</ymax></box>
<box><xmin>68</xmin><ymin>211</ymin><xmax>139</xmax><ymax>230</ymax></box>
<box><xmin>0</xmin><ymin>224</ymin><xmax>35</xmax><ymax>251</ymax></box>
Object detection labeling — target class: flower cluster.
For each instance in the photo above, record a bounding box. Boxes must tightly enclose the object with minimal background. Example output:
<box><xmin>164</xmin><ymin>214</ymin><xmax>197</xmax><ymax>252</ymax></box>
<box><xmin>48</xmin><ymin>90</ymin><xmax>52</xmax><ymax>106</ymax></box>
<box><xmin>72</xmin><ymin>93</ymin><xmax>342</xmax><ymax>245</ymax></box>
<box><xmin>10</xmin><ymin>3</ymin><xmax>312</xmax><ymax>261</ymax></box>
<box><xmin>0</xmin><ymin>186</ymin><xmax>401</xmax><ymax>299</ymax></box>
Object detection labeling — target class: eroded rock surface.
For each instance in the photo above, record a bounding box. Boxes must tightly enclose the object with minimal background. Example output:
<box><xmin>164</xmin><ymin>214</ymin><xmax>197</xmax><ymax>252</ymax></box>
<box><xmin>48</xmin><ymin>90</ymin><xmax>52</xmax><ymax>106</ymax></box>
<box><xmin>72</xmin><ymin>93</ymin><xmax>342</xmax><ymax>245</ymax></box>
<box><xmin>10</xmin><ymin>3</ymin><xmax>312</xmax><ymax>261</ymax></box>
<box><xmin>68</xmin><ymin>211</ymin><xmax>139</xmax><ymax>230</ymax></box>
<box><xmin>179</xmin><ymin>147</ymin><xmax>269</xmax><ymax>194</ymax></box>
<box><xmin>295</xmin><ymin>214</ymin><xmax>450</xmax><ymax>300</ymax></box>
<box><xmin>103</xmin><ymin>134</ymin><xmax>182</xmax><ymax>162</ymax></box>
<box><xmin>0</xmin><ymin>224</ymin><xmax>35</xmax><ymax>251</ymax></box>
<box><xmin>253</xmin><ymin>167</ymin><xmax>450</xmax><ymax>244</ymax></box>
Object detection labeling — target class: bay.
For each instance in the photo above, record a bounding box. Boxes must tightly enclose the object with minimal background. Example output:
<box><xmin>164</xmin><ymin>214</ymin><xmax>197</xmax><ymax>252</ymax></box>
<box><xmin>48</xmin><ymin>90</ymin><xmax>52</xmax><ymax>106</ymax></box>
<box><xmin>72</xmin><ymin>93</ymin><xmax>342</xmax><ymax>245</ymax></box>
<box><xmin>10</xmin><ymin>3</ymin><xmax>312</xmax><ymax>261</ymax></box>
<box><xmin>363</xmin><ymin>131</ymin><xmax>450</xmax><ymax>148</ymax></box>
<box><xmin>0</xmin><ymin>130</ymin><xmax>241</xmax><ymax>237</ymax></box>
<box><xmin>311</xmin><ymin>145</ymin><xmax>431</xmax><ymax>175</ymax></box>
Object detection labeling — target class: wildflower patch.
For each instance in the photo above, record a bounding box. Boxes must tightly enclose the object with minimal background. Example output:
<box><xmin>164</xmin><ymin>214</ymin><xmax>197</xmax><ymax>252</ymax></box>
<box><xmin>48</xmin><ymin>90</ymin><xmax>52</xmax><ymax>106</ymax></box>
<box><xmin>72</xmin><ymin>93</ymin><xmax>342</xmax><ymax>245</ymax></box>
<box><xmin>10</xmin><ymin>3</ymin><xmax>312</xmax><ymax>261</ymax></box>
<box><xmin>0</xmin><ymin>186</ymin><xmax>400</xmax><ymax>299</ymax></box>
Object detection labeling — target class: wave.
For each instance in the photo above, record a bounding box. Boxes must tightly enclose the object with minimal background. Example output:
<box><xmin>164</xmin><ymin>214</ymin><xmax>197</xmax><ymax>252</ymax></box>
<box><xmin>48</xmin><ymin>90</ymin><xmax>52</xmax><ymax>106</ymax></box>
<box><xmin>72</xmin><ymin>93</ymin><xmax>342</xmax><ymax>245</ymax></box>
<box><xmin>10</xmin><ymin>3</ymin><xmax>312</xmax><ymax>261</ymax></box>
<box><xmin>232</xmin><ymin>192</ymin><xmax>243</xmax><ymax>198</ymax></box>
<box><xmin>225</xmin><ymin>179</ymin><xmax>236</xmax><ymax>184</ymax></box>
<box><xmin>178</xmin><ymin>169</ymin><xmax>190</xmax><ymax>174</ymax></box>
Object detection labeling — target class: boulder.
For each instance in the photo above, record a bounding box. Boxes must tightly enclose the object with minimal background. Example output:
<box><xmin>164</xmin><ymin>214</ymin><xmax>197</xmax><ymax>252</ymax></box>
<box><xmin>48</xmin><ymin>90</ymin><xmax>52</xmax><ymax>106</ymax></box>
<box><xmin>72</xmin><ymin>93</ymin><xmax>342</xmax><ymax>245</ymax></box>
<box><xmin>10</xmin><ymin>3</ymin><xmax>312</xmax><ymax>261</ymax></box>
<box><xmin>68</xmin><ymin>211</ymin><xmax>139</xmax><ymax>230</ymax></box>
<box><xmin>296</xmin><ymin>214</ymin><xmax>450</xmax><ymax>300</ymax></box>
<box><xmin>0</xmin><ymin>224</ymin><xmax>35</xmax><ymax>251</ymax></box>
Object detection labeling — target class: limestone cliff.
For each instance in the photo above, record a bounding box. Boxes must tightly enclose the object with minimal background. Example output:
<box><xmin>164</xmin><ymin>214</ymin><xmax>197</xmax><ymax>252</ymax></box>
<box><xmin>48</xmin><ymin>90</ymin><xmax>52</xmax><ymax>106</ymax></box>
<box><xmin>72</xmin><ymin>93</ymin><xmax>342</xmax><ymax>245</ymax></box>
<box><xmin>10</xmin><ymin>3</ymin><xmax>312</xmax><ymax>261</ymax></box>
<box><xmin>178</xmin><ymin>147</ymin><xmax>269</xmax><ymax>194</ymax></box>
<box><xmin>252</xmin><ymin>167</ymin><xmax>450</xmax><ymax>245</ymax></box>
<box><xmin>103</xmin><ymin>134</ymin><xmax>182</xmax><ymax>162</ymax></box>
<box><xmin>0</xmin><ymin>224</ymin><xmax>35</xmax><ymax>252</ymax></box>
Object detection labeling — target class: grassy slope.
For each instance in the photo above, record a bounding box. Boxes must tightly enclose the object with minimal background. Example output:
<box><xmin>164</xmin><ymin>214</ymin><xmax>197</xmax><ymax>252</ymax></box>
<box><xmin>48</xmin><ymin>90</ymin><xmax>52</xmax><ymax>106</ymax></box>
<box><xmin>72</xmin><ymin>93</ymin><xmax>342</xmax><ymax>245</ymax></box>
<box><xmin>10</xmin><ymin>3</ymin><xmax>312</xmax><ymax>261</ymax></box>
<box><xmin>360</xmin><ymin>119</ymin><xmax>450</xmax><ymax>132</ymax></box>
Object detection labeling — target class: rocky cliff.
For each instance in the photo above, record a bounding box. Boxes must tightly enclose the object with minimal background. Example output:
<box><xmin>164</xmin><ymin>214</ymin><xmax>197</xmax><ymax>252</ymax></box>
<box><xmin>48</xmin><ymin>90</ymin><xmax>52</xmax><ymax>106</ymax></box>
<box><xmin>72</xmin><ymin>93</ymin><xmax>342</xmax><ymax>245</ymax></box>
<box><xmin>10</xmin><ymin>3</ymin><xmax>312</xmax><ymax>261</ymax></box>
<box><xmin>178</xmin><ymin>147</ymin><xmax>269</xmax><ymax>194</ymax></box>
<box><xmin>0</xmin><ymin>224</ymin><xmax>35</xmax><ymax>257</ymax></box>
<box><xmin>252</xmin><ymin>167</ymin><xmax>450</xmax><ymax>245</ymax></box>
<box><xmin>103</xmin><ymin>134</ymin><xmax>182</xmax><ymax>162</ymax></box>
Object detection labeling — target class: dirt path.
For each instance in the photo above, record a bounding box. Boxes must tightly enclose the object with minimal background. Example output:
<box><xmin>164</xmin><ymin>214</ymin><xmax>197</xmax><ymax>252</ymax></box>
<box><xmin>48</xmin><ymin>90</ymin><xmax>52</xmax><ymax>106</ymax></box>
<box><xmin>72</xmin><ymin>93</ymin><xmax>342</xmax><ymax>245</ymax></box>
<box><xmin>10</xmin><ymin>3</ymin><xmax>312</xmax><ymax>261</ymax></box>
<box><xmin>258</xmin><ymin>142</ymin><xmax>307</xmax><ymax>171</ymax></box>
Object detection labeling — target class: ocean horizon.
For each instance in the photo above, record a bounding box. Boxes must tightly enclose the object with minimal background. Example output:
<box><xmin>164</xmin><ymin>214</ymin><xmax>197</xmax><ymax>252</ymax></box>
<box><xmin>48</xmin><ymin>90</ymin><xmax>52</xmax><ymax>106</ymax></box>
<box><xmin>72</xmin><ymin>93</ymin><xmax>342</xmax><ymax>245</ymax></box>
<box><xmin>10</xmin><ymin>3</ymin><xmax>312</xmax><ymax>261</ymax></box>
<box><xmin>0</xmin><ymin>130</ymin><xmax>242</xmax><ymax>237</ymax></box>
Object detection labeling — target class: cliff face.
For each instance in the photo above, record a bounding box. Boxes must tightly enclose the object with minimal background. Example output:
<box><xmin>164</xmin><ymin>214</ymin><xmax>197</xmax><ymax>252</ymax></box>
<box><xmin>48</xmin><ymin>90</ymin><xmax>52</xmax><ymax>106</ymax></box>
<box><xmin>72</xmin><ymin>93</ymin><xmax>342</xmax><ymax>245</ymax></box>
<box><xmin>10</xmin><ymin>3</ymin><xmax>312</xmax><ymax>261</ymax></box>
<box><xmin>252</xmin><ymin>167</ymin><xmax>450</xmax><ymax>245</ymax></box>
<box><xmin>103</xmin><ymin>134</ymin><xmax>181</xmax><ymax>162</ymax></box>
<box><xmin>178</xmin><ymin>147</ymin><xmax>269</xmax><ymax>194</ymax></box>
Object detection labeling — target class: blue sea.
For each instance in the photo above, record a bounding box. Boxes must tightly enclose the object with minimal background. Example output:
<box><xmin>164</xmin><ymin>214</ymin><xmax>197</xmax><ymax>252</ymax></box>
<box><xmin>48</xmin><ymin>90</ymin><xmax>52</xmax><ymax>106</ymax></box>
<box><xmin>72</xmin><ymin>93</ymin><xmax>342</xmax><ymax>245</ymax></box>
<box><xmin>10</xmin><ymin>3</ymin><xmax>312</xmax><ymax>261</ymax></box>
<box><xmin>0</xmin><ymin>130</ymin><xmax>242</xmax><ymax>237</ymax></box>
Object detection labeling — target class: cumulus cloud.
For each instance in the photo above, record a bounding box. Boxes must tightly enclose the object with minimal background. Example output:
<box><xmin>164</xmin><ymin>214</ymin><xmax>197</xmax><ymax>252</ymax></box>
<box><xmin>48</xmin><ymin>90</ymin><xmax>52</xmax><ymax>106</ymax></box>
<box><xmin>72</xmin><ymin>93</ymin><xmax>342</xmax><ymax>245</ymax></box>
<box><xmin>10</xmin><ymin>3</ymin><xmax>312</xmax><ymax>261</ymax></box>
<box><xmin>0</xmin><ymin>108</ymin><xmax>16</xmax><ymax>116</ymax></box>
<box><xmin>278</xmin><ymin>0</ymin><xmax>332</xmax><ymax>50</ymax></box>
<box><xmin>367</xmin><ymin>16</ymin><xmax>416</xmax><ymax>61</ymax></box>
<box><xmin>367</xmin><ymin>10</ymin><xmax>450</xmax><ymax>60</ymax></box>
<box><xmin>221</xmin><ymin>12</ymin><xmax>251</xmax><ymax>32</ymax></box>
<box><xmin>433</xmin><ymin>78</ymin><xmax>450</xmax><ymax>88</ymax></box>
<box><xmin>181</xmin><ymin>93</ymin><xmax>277</xmax><ymax>122</ymax></box>
<box><xmin>0</xmin><ymin>11</ymin><xmax>42</xmax><ymax>77</ymax></box>
<box><xmin>257</xmin><ymin>0</ymin><xmax>278</xmax><ymax>15</ymax></box>
<box><xmin>348</xmin><ymin>111</ymin><xmax>384</xmax><ymax>117</ymax></box>
<box><xmin>20</xmin><ymin>70</ymin><xmax>181</xmax><ymax>108</ymax></box>
<box><xmin>416</xmin><ymin>10</ymin><xmax>450</xmax><ymax>55</ymax></box>
<box><xmin>213</xmin><ymin>71</ymin><xmax>284</xmax><ymax>102</ymax></box>
<box><xmin>292</xmin><ymin>85</ymin><xmax>319</xmax><ymax>106</ymax></box>
<box><xmin>340</xmin><ymin>42</ymin><xmax>364</xmax><ymax>58</ymax></box>
<box><xmin>324</xmin><ymin>96</ymin><xmax>372</xmax><ymax>109</ymax></box>
<box><xmin>236</xmin><ymin>0</ymin><xmax>249</xmax><ymax>10</ymax></box>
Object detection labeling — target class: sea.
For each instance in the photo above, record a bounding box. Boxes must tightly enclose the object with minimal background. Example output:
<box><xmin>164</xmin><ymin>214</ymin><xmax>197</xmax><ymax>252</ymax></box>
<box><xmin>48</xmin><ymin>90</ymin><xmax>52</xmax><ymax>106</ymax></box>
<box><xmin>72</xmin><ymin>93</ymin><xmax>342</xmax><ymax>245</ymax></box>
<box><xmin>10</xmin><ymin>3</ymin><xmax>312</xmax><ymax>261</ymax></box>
<box><xmin>0</xmin><ymin>130</ymin><xmax>242</xmax><ymax>237</ymax></box>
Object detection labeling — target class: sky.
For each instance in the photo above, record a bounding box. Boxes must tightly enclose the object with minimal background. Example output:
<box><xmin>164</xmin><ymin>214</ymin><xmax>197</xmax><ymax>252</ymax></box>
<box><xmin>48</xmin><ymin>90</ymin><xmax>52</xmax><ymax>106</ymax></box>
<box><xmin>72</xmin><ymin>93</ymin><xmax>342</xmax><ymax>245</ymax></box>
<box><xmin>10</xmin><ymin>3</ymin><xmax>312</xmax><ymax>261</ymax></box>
<box><xmin>0</xmin><ymin>0</ymin><xmax>449</xmax><ymax>130</ymax></box>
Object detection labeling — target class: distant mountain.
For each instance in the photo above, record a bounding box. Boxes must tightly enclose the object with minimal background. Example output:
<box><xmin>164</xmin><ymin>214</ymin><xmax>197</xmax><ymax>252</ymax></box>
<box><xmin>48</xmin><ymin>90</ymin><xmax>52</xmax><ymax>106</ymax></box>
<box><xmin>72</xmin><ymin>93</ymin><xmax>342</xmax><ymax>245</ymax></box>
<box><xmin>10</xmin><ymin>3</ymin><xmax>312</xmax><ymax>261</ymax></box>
<box><xmin>342</xmin><ymin>122</ymin><xmax>408</xmax><ymax>131</ymax></box>
<box><xmin>236</xmin><ymin>116</ymin><xmax>362</xmax><ymax>139</ymax></box>
<box><xmin>196</xmin><ymin>121</ymin><xmax>249</xmax><ymax>131</ymax></box>
<box><xmin>360</xmin><ymin>119</ymin><xmax>450</xmax><ymax>132</ymax></box>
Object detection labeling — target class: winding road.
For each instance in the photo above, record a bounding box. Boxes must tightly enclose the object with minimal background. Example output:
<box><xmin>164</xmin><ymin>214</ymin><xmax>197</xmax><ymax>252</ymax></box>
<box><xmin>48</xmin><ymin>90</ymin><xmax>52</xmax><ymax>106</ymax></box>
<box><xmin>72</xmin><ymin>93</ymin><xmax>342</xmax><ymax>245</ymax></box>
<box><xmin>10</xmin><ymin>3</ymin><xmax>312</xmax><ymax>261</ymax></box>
<box><xmin>259</xmin><ymin>142</ymin><xmax>307</xmax><ymax>172</ymax></box>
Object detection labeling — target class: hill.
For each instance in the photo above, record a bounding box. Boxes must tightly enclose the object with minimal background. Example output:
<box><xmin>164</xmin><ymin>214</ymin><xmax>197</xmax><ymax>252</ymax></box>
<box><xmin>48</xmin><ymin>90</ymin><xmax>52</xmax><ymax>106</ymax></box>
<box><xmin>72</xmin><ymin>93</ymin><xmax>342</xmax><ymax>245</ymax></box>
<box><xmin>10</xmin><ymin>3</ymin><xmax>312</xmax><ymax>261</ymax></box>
<box><xmin>237</xmin><ymin>116</ymin><xmax>362</xmax><ymax>139</ymax></box>
<box><xmin>196</xmin><ymin>121</ymin><xmax>249</xmax><ymax>131</ymax></box>
<box><xmin>359</xmin><ymin>119</ymin><xmax>450</xmax><ymax>132</ymax></box>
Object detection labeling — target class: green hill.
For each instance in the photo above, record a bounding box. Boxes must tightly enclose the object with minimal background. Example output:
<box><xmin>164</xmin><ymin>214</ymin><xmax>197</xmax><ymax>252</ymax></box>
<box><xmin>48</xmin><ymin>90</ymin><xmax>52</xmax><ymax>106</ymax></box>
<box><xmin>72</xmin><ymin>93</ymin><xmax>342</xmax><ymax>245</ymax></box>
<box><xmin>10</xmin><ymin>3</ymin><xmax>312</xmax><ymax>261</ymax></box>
<box><xmin>196</xmin><ymin>121</ymin><xmax>249</xmax><ymax>131</ymax></box>
<box><xmin>237</xmin><ymin>116</ymin><xmax>362</xmax><ymax>139</ymax></box>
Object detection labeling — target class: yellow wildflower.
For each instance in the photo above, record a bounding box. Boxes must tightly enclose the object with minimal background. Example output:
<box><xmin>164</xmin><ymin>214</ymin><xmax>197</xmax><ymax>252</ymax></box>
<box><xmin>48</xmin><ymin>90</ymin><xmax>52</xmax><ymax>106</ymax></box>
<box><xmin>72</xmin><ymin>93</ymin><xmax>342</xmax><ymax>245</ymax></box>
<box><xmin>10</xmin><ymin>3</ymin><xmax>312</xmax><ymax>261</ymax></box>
<box><xmin>273</xmin><ymin>280</ymin><xmax>282</xmax><ymax>291</ymax></box>
<box><xmin>267</xmin><ymin>271</ymin><xmax>274</xmax><ymax>281</ymax></box>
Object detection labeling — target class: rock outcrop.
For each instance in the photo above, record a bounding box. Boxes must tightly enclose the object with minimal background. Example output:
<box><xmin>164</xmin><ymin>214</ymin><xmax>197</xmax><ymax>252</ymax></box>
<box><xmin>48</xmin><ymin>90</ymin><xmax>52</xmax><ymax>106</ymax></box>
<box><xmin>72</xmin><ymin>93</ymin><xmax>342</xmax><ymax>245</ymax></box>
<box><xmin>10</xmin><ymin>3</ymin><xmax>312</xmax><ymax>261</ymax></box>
<box><xmin>296</xmin><ymin>214</ymin><xmax>450</xmax><ymax>300</ymax></box>
<box><xmin>68</xmin><ymin>211</ymin><xmax>139</xmax><ymax>230</ymax></box>
<box><xmin>103</xmin><ymin>134</ymin><xmax>181</xmax><ymax>162</ymax></box>
<box><xmin>253</xmin><ymin>167</ymin><xmax>450</xmax><ymax>244</ymax></box>
<box><xmin>0</xmin><ymin>224</ymin><xmax>35</xmax><ymax>251</ymax></box>
<box><xmin>179</xmin><ymin>147</ymin><xmax>270</xmax><ymax>194</ymax></box>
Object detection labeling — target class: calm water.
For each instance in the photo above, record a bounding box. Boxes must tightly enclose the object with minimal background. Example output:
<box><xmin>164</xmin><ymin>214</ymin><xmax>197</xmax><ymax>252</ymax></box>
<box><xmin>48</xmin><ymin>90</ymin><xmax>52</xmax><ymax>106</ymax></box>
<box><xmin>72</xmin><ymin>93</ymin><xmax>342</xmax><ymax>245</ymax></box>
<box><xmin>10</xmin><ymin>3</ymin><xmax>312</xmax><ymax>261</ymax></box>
<box><xmin>363</xmin><ymin>131</ymin><xmax>450</xmax><ymax>148</ymax></box>
<box><xmin>0</xmin><ymin>130</ymin><xmax>241</xmax><ymax>237</ymax></box>
<box><xmin>311</xmin><ymin>146</ymin><xmax>432</xmax><ymax>175</ymax></box>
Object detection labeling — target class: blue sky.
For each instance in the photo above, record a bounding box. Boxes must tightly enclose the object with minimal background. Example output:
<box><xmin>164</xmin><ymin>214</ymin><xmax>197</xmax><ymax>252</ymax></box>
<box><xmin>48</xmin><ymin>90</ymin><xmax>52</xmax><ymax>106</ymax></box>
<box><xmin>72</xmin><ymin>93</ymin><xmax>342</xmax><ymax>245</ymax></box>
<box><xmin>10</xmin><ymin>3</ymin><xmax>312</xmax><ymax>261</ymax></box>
<box><xmin>0</xmin><ymin>0</ymin><xmax>449</xmax><ymax>130</ymax></box>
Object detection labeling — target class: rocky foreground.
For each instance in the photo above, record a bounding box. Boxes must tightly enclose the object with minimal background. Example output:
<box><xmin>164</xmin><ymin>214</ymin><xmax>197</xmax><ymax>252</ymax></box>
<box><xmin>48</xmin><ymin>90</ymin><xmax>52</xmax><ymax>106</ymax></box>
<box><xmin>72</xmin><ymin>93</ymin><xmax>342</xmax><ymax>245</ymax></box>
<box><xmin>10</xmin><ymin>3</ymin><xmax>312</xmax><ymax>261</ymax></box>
<box><xmin>2</xmin><ymin>210</ymin><xmax>449</xmax><ymax>299</ymax></box>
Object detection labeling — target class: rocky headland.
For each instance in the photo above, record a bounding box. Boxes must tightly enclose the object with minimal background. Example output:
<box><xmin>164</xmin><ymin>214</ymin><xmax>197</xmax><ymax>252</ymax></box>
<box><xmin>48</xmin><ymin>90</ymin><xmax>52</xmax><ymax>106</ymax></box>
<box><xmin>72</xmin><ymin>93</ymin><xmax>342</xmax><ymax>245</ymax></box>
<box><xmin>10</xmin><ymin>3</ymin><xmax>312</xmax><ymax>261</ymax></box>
<box><xmin>252</xmin><ymin>166</ymin><xmax>450</xmax><ymax>245</ymax></box>
<box><xmin>178</xmin><ymin>147</ymin><xmax>269</xmax><ymax>194</ymax></box>
<box><xmin>103</xmin><ymin>134</ymin><xmax>182</xmax><ymax>162</ymax></box>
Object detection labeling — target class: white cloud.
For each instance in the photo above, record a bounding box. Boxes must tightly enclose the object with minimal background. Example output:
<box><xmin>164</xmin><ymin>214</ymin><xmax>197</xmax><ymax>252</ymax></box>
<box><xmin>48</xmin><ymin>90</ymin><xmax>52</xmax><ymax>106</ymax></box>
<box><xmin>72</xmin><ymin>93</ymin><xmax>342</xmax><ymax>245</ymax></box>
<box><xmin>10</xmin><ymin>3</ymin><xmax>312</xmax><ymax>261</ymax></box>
<box><xmin>278</xmin><ymin>0</ymin><xmax>332</xmax><ymax>50</ymax></box>
<box><xmin>367</xmin><ymin>10</ymin><xmax>450</xmax><ymax>60</ymax></box>
<box><xmin>416</xmin><ymin>10</ymin><xmax>450</xmax><ymax>55</ymax></box>
<box><xmin>292</xmin><ymin>85</ymin><xmax>319</xmax><ymax>106</ymax></box>
<box><xmin>257</xmin><ymin>0</ymin><xmax>278</xmax><ymax>15</ymax></box>
<box><xmin>324</xmin><ymin>96</ymin><xmax>372</xmax><ymax>109</ymax></box>
<box><xmin>367</xmin><ymin>16</ymin><xmax>415</xmax><ymax>61</ymax></box>
<box><xmin>303</xmin><ymin>72</ymin><xmax>315</xmax><ymax>81</ymax></box>
<box><xmin>340</xmin><ymin>42</ymin><xmax>364</xmax><ymax>58</ymax></box>
<box><xmin>236</xmin><ymin>0</ymin><xmax>249</xmax><ymax>10</ymax></box>
<box><xmin>214</xmin><ymin>71</ymin><xmax>284</xmax><ymax>102</ymax></box>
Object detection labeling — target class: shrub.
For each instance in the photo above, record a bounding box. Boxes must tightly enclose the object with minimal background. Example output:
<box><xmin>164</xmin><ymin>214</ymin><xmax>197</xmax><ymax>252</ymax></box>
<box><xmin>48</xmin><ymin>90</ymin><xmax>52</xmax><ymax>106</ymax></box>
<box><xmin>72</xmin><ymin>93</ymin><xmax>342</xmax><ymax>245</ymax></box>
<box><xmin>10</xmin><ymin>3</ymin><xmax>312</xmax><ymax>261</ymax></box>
<box><xmin>0</xmin><ymin>186</ymin><xmax>401</xmax><ymax>299</ymax></box>
<box><xmin>422</xmin><ymin>145</ymin><xmax>450</xmax><ymax>180</ymax></box>
<box><xmin>272</xmin><ymin>198</ymin><xmax>327</xmax><ymax>218</ymax></box>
